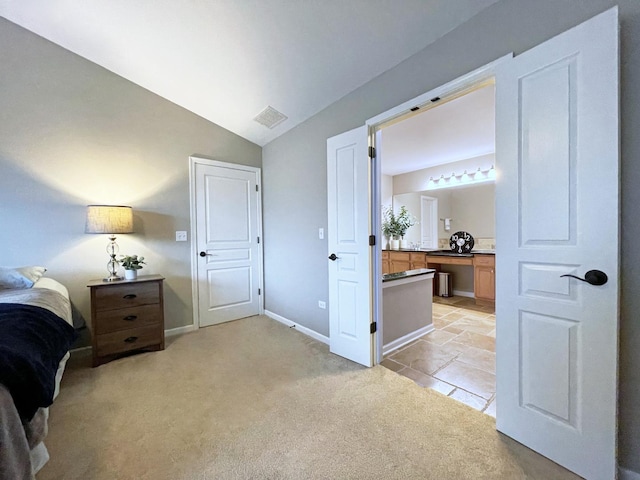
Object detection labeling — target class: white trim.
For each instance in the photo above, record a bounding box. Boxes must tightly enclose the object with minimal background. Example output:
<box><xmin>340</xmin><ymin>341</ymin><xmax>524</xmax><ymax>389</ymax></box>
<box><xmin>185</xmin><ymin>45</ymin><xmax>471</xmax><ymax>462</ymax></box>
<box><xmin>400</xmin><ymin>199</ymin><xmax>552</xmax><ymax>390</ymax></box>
<box><xmin>452</xmin><ymin>289</ymin><xmax>474</xmax><ymax>298</ymax></box>
<box><xmin>264</xmin><ymin>310</ymin><xmax>329</xmax><ymax>345</ymax></box>
<box><xmin>69</xmin><ymin>345</ymin><xmax>91</xmax><ymax>356</ymax></box>
<box><xmin>165</xmin><ymin>324</ymin><xmax>197</xmax><ymax>337</ymax></box>
<box><xmin>366</xmin><ymin>53</ymin><xmax>513</xmax><ymax>127</ymax></box>
<box><xmin>188</xmin><ymin>156</ymin><xmax>265</xmax><ymax>329</ymax></box>
<box><xmin>620</xmin><ymin>467</ymin><xmax>640</xmax><ymax>480</ymax></box>
<box><xmin>382</xmin><ymin>324</ymin><xmax>435</xmax><ymax>356</ymax></box>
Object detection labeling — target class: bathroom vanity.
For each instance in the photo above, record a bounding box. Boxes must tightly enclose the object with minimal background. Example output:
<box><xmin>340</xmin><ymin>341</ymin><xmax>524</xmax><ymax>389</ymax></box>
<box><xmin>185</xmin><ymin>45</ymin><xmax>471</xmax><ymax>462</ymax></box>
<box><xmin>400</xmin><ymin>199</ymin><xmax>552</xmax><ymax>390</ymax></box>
<box><xmin>382</xmin><ymin>249</ymin><xmax>495</xmax><ymax>305</ymax></box>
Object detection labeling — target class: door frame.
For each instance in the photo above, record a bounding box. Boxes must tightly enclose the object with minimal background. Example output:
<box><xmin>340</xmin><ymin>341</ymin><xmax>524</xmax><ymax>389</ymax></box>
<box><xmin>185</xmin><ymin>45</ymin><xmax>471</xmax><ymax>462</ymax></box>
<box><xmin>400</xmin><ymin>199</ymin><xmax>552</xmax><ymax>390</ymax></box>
<box><xmin>365</xmin><ymin>54</ymin><xmax>511</xmax><ymax>364</ymax></box>
<box><xmin>420</xmin><ymin>195</ymin><xmax>438</xmax><ymax>249</ymax></box>
<box><xmin>188</xmin><ymin>156</ymin><xmax>265</xmax><ymax>328</ymax></box>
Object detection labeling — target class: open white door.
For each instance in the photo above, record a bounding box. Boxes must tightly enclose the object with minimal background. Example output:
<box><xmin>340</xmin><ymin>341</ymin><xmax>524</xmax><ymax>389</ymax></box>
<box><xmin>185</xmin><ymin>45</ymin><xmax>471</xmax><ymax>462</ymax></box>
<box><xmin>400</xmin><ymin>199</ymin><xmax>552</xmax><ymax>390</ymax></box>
<box><xmin>495</xmin><ymin>8</ymin><xmax>619</xmax><ymax>480</ymax></box>
<box><xmin>327</xmin><ymin>126</ymin><xmax>374</xmax><ymax>367</ymax></box>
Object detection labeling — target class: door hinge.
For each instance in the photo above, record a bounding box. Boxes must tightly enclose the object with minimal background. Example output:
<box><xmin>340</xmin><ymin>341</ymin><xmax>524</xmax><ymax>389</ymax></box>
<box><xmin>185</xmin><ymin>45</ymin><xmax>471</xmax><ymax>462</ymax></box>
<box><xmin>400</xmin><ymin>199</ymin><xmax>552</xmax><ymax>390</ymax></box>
<box><xmin>368</xmin><ymin>146</ymin><xmax>376</xmax><ymax>158</ymax></box>
<box><xmin>370</xmin><ymin>322</ymin><xmax>377</xmax><ymax>334</ymax></box>
<box><xmin>258</xmin><ymin>288</ymin><xmax>261</xmax><ymax>295</ymax></box>
<box><xmin>369</xmin><ymin>235</ymin><xmax>375</xmax><ymax>246</ymax></box>
<box><xmin>256</xmin><ymin>184</ymin><xmax>259</xmax><ymax>192</ymax></box>
<box><xmin>257</xmin><ymin>236</ymin><xmax>260</xmax><ymax>244</ymax></box>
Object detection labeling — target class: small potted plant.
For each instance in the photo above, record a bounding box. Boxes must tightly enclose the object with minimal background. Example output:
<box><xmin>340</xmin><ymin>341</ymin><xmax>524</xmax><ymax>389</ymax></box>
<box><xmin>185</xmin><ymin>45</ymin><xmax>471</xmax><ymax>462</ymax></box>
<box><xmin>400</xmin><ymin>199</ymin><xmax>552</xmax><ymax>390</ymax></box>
<box><xmin>395</xmin><ymin>206</ymin><xmax>417</xmax><ymax>248</ymax></box>
<box><xmin>382</xmin><ymin>205</ymin><xmax>417</xmax><ymax>249</ymax></box>
<box><xmin>119</xmin><ymin>255</ymin><xmax>146</xmax><ymax>280</ymax></box>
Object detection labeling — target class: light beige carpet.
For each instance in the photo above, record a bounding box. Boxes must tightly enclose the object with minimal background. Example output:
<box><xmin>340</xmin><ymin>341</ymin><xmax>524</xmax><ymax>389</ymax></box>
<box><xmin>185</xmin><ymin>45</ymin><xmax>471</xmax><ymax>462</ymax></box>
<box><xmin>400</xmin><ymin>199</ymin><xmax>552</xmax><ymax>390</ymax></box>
<box><xmin>40</xmin><ymin>316</ymin><xmax>579</xmax><ymax>480</ymax></box>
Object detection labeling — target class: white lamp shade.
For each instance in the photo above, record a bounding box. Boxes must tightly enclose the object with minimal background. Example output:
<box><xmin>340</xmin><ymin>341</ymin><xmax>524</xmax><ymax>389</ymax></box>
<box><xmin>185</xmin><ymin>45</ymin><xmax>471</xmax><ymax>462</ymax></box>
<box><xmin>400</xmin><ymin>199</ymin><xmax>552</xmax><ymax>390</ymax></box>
<box><xmin>85</xmin><ymin>205</ymin><xmax>133</xmax><ymax>234</ymax></box>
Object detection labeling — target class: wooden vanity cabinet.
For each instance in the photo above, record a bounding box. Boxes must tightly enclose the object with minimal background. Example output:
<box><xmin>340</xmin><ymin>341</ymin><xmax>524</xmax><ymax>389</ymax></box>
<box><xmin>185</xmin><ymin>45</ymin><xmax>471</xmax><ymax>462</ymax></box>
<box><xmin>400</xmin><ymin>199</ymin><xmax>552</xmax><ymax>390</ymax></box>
<box><xmin>410</xmin><ymin>253</ymin><xmax>427</xmax><ymax>270</ymax></box>
<box><xmin>383</xmin><ymin>251</ymin><xmax>429</xmax><ymax>273</ymax></box>
<box><xmin>382</xmin><ymin>251</ymin><xmax>390</xmax><ymax>274</ymax></box>
<box><xmin>473</xmin><ymin>255</ymin><xmax>495</xmax><ymax>304</ymax></box>
<box><xmin>389</xmin><ymin>252</ymin><xmax>411</xmax><ymax>273</ymax></box>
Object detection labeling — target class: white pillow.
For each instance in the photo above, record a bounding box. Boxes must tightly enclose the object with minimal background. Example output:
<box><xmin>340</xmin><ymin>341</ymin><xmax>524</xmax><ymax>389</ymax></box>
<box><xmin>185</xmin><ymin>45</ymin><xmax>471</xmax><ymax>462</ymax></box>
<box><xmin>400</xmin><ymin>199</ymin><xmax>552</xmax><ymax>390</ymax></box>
<box><xmin>0</xmin><ymin>266</ymin><xmax>47</xmax><ymax>289</ymax></box>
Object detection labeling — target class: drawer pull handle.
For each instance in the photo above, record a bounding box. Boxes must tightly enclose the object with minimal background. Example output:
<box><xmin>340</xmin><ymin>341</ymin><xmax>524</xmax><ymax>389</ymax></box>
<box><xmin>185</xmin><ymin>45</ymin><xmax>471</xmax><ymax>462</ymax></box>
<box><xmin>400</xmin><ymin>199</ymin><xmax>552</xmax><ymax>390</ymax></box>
<box><xmin>123</xmin><ymin>315</ymin><xmax>137</xmax><ymax>321</ymax></box>
<box><xmin>124</xmin><ymin>336</ymin><xmax>138</xmax><ymax>343</ymax></box>
<box><xmin>123</xmin><ymin>294</ymin><xmax>137</xmax><ymax>300</ymax></box>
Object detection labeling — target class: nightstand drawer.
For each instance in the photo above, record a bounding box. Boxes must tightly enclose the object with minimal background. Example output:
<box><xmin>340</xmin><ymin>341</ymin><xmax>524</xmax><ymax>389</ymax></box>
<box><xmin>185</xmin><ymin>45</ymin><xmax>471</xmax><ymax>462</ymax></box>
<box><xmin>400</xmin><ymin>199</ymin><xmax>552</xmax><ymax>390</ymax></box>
<box><xmin>96</xmin><ymin>325</ymin><xmax>161</xmax><ymax>357</ymax></box>
<box><xmin>94</xmin><ymin>304</ymin><xmax>162</xmax><ymax>334</ymax></box>
<box><xmin>94</xmin><ymin>282</ymin><xmax>160</xmax><ymax>311</ymax></box>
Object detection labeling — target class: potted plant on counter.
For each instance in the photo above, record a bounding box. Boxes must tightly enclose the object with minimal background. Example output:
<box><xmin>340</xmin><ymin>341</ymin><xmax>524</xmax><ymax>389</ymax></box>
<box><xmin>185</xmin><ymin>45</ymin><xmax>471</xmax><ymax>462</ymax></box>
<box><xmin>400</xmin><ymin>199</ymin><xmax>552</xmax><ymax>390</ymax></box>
<box><xmin>396</xmin><ymin>206</ymin><xmax>417</xmax><ymax>249</ymax></box>
<box><xmin>382</xmin><ymin>206</ymin><xmax>400</xmax><ymax>249</ymax></box>
<box><xmin>382</xmin><ymin>206</ymin><xmax>417</xmax><ymax>250</ymax></box>
<box><xmin>119</xmin><ymin>254</ymin><xmax>146</xmax><ymax>280</ymax></box>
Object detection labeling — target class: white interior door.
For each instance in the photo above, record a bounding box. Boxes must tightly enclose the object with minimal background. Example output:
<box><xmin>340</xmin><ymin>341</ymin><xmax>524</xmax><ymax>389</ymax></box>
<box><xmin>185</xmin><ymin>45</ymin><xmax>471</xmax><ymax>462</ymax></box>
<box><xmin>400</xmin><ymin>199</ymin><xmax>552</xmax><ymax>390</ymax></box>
<box><xmin>495</xmin><ymin>8</ymin><xmax>619</xmax><ymax>480</ymax></box>
<box><xmin>192</xmin><ymin>158</ymin><xmax>262</xmax><ymax>327</ymax></box>
<box><xmin>420</xmin><ymin>196</ymin><xmax>438</xmax><ymax>248</ymax></box>
<box><xmin>327</xmin><ymin>126</ymin><xmax>374</xmax><ymax>367</ymax></box>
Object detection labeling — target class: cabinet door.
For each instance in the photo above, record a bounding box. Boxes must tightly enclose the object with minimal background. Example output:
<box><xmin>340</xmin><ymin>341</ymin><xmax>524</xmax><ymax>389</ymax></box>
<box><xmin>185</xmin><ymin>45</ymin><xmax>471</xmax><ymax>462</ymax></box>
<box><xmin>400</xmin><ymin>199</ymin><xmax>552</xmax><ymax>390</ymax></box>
<box><xmin>410</xmin><ymin>253</ymin><xmax>427</xmax><ymax>270</ymax></box>
<box><xmin>474</xmin><ymin>265</ymin><xmax>495</xmax><ymax>301</ymax></box>
<box><xmin>382</xmin><ymin>260</ymin><xmax>390</xmax><ymax>274</ymax></box>
<box><xmin>390</xmin><ymin>260</ymin><xmax>411</xmax><ymax>273</ymax></box>
<box><xmin>389</xmin><ymin>252</ymin><xmax>410</xmax><ymax>273</ymax></box>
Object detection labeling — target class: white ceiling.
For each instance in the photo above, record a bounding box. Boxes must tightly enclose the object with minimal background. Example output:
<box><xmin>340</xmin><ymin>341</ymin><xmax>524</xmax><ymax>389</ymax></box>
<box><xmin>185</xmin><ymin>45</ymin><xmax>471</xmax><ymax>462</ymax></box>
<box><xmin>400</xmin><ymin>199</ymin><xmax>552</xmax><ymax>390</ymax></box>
<box><xmin>0</xmin><ymin>0</ymin><xmax>498</xmax><ymax>146</ymax></box>
<box><xmin>381</xmin><ymin>84</ymin><xmax>495</xmax><ymax>176</ymax></box>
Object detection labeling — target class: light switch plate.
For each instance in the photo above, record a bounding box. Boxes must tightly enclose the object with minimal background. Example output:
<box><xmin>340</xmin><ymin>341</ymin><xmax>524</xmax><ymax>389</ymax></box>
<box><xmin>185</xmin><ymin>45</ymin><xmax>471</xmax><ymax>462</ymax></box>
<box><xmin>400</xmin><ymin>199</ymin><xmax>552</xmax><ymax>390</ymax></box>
<box><xmin>176</xmin><ymin>231</ymin><xmax>187</xmax><ymax>242</ymax></box>
<box><xmin>318</xmin><ymin>300</ymin><xmax>326</xmax><ymax>309</ymax></box>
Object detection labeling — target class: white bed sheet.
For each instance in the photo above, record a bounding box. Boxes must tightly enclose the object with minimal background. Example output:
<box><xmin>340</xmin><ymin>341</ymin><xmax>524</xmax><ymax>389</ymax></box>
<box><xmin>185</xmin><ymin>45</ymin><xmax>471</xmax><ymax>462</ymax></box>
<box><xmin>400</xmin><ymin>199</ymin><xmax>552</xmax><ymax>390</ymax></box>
<box><xmin>28</xmin><ymin>277</ymin><xmax>73</xmax><ymax>474</ymax></box>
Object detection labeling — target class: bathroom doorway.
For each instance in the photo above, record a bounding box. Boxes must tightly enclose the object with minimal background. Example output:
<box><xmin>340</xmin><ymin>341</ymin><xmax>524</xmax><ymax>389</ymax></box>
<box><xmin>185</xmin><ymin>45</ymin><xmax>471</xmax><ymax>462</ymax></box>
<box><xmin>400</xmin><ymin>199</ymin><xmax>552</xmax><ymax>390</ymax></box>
<box><xmin>376</xmin><ymin>81</ymin><xmax>497</xmax><ymax>415</ymax></box>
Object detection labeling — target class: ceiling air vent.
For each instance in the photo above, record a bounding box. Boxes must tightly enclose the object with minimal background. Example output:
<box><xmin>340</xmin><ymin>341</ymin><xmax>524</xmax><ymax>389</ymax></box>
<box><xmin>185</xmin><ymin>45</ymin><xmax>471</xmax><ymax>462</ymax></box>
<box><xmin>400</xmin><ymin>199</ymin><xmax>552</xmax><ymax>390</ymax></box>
<box><xmin>253</xmin><ymin>106</ymin><xmax>288</xmax><ymax>129</ymax></box>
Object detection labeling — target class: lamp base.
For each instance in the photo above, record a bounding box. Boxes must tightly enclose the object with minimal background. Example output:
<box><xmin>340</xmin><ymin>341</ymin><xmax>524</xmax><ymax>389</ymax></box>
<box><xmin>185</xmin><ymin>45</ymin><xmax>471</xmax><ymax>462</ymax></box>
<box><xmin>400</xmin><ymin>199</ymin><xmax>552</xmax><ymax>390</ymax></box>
<box><xmin>103</xmin><ymin>274</ymin><xmax>123</xmax><ymax>282</ymax></box>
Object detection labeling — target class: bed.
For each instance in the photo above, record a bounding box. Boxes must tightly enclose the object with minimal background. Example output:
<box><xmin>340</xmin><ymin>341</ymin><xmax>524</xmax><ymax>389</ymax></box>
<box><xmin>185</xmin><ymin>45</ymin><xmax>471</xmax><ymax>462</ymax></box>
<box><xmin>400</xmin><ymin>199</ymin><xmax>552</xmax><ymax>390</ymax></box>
<box><xmin>0</xmin><ymin>270</ymin><xmax>77</xmax><ymax>480</ymax></box>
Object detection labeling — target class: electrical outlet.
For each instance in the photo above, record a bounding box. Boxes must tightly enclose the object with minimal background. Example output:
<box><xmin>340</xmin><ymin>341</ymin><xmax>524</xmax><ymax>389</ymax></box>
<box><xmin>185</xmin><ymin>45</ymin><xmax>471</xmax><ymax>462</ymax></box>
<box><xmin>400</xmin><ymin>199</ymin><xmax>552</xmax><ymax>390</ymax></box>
<box><xmin>318</xmin><ymin>300</ymin><xmax>326</xmax><ymax>309</ymax></box>
<box><xmin>176</xmin><ymin>231</ymin><xmax>187</xmax><ymax>242</ymax></box>
<box><xmin>318</xmin><ymin>228</ymin><xmax>324</xmax><ymax>240</ymax></box>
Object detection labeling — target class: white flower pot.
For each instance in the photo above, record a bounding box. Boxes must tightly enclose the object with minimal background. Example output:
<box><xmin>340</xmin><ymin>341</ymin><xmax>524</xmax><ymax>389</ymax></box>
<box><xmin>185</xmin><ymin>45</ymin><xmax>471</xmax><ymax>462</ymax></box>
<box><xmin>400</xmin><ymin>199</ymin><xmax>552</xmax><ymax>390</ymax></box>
<box><xmin>124</xmin><ymin>269</ymin><xmax>138</xmax><ymax>280</ymax></box>
<box><xmin>400</xmin><ymin>239</ymin><xmax>408</xmax><ymax>249</ymax></box>
<box><xmin>390</xmin><ymin>239</ymin><xmax>400</xmax><ymax>250</ymax></box>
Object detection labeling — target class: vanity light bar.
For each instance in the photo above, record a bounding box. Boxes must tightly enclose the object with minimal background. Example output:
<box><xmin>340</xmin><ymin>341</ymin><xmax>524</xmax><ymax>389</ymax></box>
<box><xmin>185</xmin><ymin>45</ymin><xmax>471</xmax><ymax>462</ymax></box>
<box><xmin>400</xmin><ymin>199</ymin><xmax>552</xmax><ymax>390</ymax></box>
<box><xmin>426</xmin><ymin>165</ymin><xmax>495</xmax><ymax>190</ymax></box>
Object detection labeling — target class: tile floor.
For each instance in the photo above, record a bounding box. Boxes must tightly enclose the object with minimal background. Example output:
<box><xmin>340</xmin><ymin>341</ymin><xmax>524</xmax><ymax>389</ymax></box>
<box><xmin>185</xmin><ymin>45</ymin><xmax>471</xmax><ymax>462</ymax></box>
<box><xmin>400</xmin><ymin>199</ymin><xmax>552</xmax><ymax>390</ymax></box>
<box><xmin>381</xmin><ymin>295</ymin><xmax>496</xmax><ymax>417</ymax></box>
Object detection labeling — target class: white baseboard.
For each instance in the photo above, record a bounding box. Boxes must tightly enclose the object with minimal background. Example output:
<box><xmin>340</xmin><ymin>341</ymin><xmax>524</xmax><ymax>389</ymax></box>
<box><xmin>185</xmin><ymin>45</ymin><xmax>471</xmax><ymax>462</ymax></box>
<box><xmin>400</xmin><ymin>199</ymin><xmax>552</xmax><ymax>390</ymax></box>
<box><xmin>383</xmin><ymin>324</ymin><xmax>434</xmax><ymax>356</ymax></box>
<box><xmin>69</xmin><ymin>345</ymin><xmax>91</xmax><ymax>356</ymax></box>
<box><xmin>264</xmin><ymin>310</ymin><xmax>329</xmax><ymax>345</ymax></box>
<box><xmin>165</xmin><ymin>324</ymin><xmax>197</xmax><ymax>337</ymax></box>
<box><xmin>452</xmin><ymin>289</ymin><xmax>474</xmax><ymax>298</ymax></box>
<box><xmin>620</xmin><ymin>467</ymin><xmax>640</xmax><ymax>480</ymax></box>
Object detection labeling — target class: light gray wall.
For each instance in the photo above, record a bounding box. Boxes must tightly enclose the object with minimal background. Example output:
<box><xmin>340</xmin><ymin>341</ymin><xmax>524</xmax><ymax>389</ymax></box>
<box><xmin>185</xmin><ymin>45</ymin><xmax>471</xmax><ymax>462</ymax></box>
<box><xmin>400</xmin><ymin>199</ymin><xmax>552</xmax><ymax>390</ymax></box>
<box><xmin>0</xmin><ymin>18</ymin><xmax>261</xmax><ymax>345</ymax></box>
<box><xmin>262</xmin><ymin>0</ymin><xmax>640</xmax><ymax>472</ymax></box>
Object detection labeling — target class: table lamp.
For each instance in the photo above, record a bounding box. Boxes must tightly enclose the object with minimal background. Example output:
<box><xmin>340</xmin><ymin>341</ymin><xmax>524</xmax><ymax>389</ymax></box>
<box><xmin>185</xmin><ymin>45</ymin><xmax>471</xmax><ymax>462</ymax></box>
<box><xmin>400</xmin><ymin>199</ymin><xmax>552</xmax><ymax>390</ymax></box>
<box><xmin>85</xmin><ymin>205</ymin><xmax>133</xmax><ymax>282</ymax></box>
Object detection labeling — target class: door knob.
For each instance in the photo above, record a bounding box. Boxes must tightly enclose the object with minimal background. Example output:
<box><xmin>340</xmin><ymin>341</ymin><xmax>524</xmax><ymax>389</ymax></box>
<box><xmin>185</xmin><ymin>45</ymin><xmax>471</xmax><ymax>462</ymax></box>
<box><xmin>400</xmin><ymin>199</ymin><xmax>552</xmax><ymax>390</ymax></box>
<box><xmin>328</xmin><ymin>253</ymin><xmax>339</xmax><ymax>261</ymax></box>
<box><xmin>560</xmin><ymin>270</ymin><xmax>608</xmax><ymax>286</ymax></box>
<box><xmin>200</xmin><ymin>251</ymin><xmax>207</xmax><ymax>257</ymax></box>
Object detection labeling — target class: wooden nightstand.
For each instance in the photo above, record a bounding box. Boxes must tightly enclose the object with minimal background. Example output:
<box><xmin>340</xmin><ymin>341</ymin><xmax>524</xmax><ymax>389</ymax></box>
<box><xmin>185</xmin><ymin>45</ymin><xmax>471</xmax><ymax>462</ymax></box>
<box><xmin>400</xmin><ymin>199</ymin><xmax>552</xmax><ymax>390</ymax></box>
<box><xmin>87</xmin><ymin>274</ymin><xmax>165</xmax><ymax>367</ymax></box>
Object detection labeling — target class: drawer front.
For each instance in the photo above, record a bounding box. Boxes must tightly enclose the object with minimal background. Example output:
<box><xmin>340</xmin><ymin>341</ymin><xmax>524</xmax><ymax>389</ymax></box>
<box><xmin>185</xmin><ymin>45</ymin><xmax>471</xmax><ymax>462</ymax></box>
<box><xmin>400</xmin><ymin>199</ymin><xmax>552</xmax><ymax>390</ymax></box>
<box><xmin>96</xmin><ymin>324</ymin><xmax>161</xmax><ymax>357</ymax></box>
<box><xmin>389</xmin><ymin>252</ymin><xmax>410</xmax><ymax>261</ymax></box>
<box><xmin>95</xmin><ymin>304</ymin><xmax>162</xmax><ymax>335</ymax></box>
<box><xmin>426</xmin><ymin>256</ymin><xmax>474</xmax><ymax>266</ymax></box>
<box><xmin>409</xmin><ymin>253</ymin><xmax>426</xmax><ymax>262</ymax></box>
<box><xmin>474</xmin><ymin>255</ymin><xmax>495</xmax><ymax>267</ymax></box>
<box><xmin>381</xmin><ymin>251</ymin><xmax>389</xmax><ymax>260</ymax></box>
<box><xmin>95</xmin><ymin>282</ymin><xmax>160</xmax><ymax>311</ymax></box>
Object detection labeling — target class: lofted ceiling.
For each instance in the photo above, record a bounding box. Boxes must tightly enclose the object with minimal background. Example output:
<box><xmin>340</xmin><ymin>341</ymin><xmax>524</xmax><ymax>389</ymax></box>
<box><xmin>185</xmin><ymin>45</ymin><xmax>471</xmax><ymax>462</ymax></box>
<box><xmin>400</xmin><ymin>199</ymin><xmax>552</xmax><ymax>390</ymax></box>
<box><xmin>381</xmin><ymin>84</ymin><xmax>495</xmax><ymax>176</ymax></box>
<box><xmin>0</xmin><ymin>0</ymin><xmax>498</xmax><ymax>147</ymax></box>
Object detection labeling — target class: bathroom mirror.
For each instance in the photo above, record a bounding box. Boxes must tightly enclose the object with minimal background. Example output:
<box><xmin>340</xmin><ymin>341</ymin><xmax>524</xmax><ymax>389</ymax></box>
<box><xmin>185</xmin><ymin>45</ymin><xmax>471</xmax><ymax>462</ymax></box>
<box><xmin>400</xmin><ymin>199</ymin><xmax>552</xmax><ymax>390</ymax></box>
<box><xmin>392</xmin><ymin>182</ymin><xmax>495</xmax><ymax>248</ymax></box>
